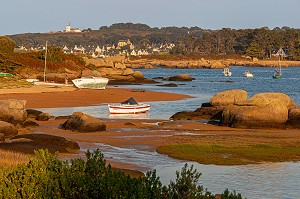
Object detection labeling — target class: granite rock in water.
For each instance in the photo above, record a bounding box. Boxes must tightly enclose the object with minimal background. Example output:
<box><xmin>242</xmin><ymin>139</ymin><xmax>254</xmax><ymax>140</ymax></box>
<box><xmin>61</xmin><ymin>112</ymin><xmax>106</xmax><ymax>132</ymax></box>
<box><xmin>222</xmin><ymin>92</ymin><xmax>296</xmax><ymax>129</ymax></box>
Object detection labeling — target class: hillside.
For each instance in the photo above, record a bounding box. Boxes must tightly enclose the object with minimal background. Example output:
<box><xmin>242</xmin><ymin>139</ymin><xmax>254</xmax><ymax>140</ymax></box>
<box><xmin>6</xmin><ymin>23</ymin><xmax>300</xmax><ymax>61</ymax></box>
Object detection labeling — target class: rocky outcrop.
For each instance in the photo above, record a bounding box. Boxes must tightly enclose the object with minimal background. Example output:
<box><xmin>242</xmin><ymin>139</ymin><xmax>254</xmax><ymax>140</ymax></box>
<box><xmin>61</xmin><ymin>112</ymin><xmax>106</xmax><ymax>132</ymax></box>
<box><xmin>222</xmin><ymin>92</ymin><xmax>296</xmax><ymax>129</ymax></box>
<box><xmin>163</xmin><ymin>74</ymin><xmax>195</xmax><ymax>81</ymax></box>
<box><xmin>210</xmin><ymin>89</ymin><xmax>248</xmax><ymax>106</ymax></box>
<box><xmin>0</xmin><ymin>121</ymin><xmax>18</xmax><ymax>137</ymax></box>
<box><xmin>0</xmin><ymin>133</ymin><xmax>4</xmax><ymax>142</ymax></box>
<box><xmin>0</xmin><ymin>99</ymin><xmax>27</xmax><ymax>125</ymax></box>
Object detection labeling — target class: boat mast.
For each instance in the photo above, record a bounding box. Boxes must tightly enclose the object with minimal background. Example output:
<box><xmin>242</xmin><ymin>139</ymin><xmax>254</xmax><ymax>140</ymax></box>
<box><xmin>44</xmin><ymin>40</ymin><xmax>48</xmax><ymax>82</ymax></box>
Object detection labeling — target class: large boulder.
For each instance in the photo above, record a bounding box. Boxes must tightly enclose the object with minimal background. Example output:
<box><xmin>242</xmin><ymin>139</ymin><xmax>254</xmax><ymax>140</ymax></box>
<box><xmin>0</xmin><ymin>121</ymin><xmax>18</xmax><ymax>137</ymax></box>
<box><xmin>61</xmin><ymin>112</ymin><xmax>106</xmax><ymax>132</ymax></box>
<box><xmin>210</xmin><ymin>89</ymin><xmax>248</xmax><ymax>106</ymax></box>
<box><xmin>0</xmin><ymin>99</ymin><xmax>27</xmax><ymax>125</ymax></box>
<box><xmin>222</xmin><ymin>92</ymin><xmax>295</xmax><ymax>129</ymax></box>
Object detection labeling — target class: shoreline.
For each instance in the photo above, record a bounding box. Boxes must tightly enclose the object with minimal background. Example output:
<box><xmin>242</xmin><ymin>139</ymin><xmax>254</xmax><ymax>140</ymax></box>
<box><xmin>0</xmin><ymin>86</ymin><xmax>192</xmax><ymax>108</ymax></box>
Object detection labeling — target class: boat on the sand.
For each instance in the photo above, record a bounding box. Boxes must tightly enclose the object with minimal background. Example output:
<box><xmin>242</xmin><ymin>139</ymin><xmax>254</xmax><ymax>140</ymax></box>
<box><xmin>72</xmin><ymin>76</ymin><xmax>109</xmax><ymax>89</ymax></box>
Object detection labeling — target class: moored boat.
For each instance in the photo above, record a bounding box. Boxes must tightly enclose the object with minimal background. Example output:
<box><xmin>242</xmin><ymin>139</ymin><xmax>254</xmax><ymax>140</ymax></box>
<box><xmin>72</xmin><ymin>76</ymin><xmax>109</xmax><ymax>89</ymax></box>
<box><xmin>243</xmin><ymin>70</ymin><xmax>254</xmax><ymax>78</ymax></box>
<box><xmin>223</xmin><ymin>67</ymin><xmax>232</xmax><ymax>76</ymax></box>
<box><xmin>108</xmin><ymin>97</ymin><xmax>151</xmax><ymax>114</ymax></box>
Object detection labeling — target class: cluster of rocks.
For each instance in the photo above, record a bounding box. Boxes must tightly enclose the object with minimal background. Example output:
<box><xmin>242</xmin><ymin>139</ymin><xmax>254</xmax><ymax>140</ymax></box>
<box><xmin>171</xmin><ymin>89</ymin><xmax>300</xmax><ymax>129</ymax></box>
<box><xmin>35</xmin><ymin>55</ymin><xmax>156</xmax><ymax>85</ymax></box>
<box><xmin>0</xmin><ymin>99</ymin><xmax>107</xmax><ymax>152</ymax></box>
<box><xmin>127</xmin><ymin>57</ymin><xmax>300</xmax><ymax>69</ymax></box>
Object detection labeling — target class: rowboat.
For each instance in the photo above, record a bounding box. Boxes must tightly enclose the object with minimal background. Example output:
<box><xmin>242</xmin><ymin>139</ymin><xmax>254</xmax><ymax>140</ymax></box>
<box><xmin>72</xmin><ymin>76</ymin><xmax>109</xmax><ymax>89</ymax></box>
<box><xmin>108</xmin><ymin>97</ymin><xmax>151</xmax><ymax>114</ymax></box>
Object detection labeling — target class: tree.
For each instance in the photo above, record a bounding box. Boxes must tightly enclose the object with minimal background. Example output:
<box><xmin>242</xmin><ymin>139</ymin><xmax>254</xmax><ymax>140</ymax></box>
<box><xmin>246</xmin><ymin>42</ymin><xmax>263</xmax><ymax>58</ymax></box>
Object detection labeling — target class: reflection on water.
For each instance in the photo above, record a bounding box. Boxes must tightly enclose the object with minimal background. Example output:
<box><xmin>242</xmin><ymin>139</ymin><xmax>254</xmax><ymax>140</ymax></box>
<box><xmin>108</xmin><ymin>112</ymin><xmax>150</xmax><ymax>119</ymax></box>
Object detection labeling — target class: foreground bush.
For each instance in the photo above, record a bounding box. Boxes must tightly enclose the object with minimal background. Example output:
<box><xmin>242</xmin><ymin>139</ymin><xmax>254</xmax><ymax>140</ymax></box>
<box><xmin>0</xmin><ymin>149</ymin><xmax>243</xmax><ymax>198</ymax></box>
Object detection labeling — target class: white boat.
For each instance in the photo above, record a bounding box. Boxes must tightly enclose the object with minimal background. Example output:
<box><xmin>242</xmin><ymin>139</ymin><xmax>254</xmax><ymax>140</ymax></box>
<box><xmin>244</xmin><ymin>70</ymin><xmax>254</xmax><ymax>78</ymax></box>
<box><xmin>223</xmin><ymin>67</ymin><xmax>232</xmax><ymax>76</ymax></box>
<box><xmin>108</xmin><ymin>97</ymin><xmax>151</xmax><ymax>114</ymax></box>
<box><xmin>72</xmin><ymin>76</ymin><xmax>109</xmax><ymax>89</ymax></box>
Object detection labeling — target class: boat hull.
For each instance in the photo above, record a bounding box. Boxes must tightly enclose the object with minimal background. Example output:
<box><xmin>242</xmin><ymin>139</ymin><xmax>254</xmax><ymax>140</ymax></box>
<box><xmin>108</xmin><ymin>104</ymin><xmax>151</xmax><ymax>114</ymax></box>
<box><xmin>72</xmin><ymin>77</ymin><xmax>109</xmax><ymax>89</ymax></box>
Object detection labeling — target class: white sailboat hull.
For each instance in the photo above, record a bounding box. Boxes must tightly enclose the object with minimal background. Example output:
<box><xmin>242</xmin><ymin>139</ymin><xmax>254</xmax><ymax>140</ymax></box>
<box><xmin>72</xmin><ymin>76</ymin><xmax>109</xmax><ymax>89</ymax></box>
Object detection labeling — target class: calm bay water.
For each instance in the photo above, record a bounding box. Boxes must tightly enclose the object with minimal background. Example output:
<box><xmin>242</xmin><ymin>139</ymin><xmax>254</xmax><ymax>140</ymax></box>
<box><xmin>38</xmin><ymin>66</ymin><xmax>300</xmax><ymax>198</ymax></box>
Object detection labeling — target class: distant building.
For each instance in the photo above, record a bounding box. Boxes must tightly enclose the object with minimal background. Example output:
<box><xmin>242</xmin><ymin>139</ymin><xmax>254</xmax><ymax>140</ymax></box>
<box><xmin>65</xmin><ymin>23</ymin><xmax>81</xmax><ymax>33</ymax></box>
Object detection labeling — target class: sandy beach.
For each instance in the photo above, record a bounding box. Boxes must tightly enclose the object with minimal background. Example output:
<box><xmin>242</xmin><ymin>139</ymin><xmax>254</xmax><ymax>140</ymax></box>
<box><xmin>0</xmin><ymin>86</ymin><xmax>192</xmax><ymax>108</ymax></box>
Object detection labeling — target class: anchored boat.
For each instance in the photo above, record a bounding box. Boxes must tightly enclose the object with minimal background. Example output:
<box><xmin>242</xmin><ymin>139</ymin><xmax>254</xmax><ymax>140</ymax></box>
<box><xmin>108</xmin><ymin>97</ymin><xmax>151</xmax><ymax>114</ymax></box>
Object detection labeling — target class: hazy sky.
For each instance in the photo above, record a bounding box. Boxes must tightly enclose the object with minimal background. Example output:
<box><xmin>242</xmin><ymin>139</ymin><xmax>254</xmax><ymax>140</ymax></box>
<box><xmin>1</xmin><ymin>0</ymin><xmax>300</xmax><ymax>35</ymax></box>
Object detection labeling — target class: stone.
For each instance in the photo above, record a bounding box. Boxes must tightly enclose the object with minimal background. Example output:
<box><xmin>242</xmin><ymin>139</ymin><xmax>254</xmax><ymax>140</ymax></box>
<box><xmin>132</xmin><ymin>71</ymin><xmax>144</xmax><ymax>79</ymax></box>
<box><xmin>23</xmin><ymin>120</ymin><xmax>39</xmax><ymax>128</ymax></box>
<box><xmin>36</xmin><ymin>113</ymin><xmax>52</xmax><ymax>121</ymax></box>
<box><xmin>210</xmin><ymin>89</ymin><xmax>248</xmax><ymax>106</ymax></box>
<box><xmin>0</xmin><ymin>99</ymin><xmax>27</xmax><ymax>125</ymax></box>
<box><xmin>0</xmin><ymin>121</ymin><xmax>18</xmax><ymax>137</ymax></box>
<box><xmin>61</xmin><ymin>112</ymin><xmax>106</xmax><ymax>132</ymax></box>
<box><xmin>26</xmin><ymin>109</ymin><xmax>43</xmax><ymax>118</ymax></box>
<box><xmin>164</xmin><ymin>73</ymin><xmax>195</xmax><ymax>81</ymax></box>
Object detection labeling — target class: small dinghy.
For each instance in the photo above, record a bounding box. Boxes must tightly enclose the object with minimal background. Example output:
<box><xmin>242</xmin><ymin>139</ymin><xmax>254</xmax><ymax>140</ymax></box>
<box><xmin>108</xmin><ymin>97</ymin><xmax>151</xmax><ymax>114</ymax></box>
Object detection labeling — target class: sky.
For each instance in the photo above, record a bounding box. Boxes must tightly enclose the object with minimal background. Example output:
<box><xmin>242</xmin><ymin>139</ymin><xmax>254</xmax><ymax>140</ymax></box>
<box><xmin>1</xmin><ymin>0</ymin><xmax>300</xmax><ymax>35</ymax></box>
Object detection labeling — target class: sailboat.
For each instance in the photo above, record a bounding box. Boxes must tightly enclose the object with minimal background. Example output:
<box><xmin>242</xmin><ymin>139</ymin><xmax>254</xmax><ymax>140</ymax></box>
<box><xmin>33</xmin><ymin>41</ymin><xmax>71</xmax><ymax>87</ymax></box>
<box><xmin>273</xmin><ymin>48</ymin><xmax>285</xmax><ymax>79</ymax></box>
<box><xmin>223</xmin><ymin>67</ymin><xmax>232</xmax><ymax>76</ymax></box>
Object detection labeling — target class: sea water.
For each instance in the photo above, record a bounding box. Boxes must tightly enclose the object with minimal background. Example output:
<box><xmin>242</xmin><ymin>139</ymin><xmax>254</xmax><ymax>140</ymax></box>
<box><xmin>38</xmin><ymin>66</ymin><xmax>300</xmax><ymax>199</ymax></box>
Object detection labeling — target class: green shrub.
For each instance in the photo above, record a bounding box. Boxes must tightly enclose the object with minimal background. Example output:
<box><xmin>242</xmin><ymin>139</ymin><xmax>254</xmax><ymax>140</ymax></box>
<box><xmin>0</xmin><ymin>149</ymin><xmax>243</xmax><ymax>198</ymax></box>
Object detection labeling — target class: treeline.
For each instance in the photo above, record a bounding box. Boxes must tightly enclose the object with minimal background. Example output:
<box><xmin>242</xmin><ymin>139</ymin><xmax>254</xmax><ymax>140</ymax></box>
<box><xmin>0</xmin><ymin>149</ymin><xmax>243</xmax><ymax>198</ymax></box>
<box><xmin>7</xmin><ymin>23</ymin><xmax>300</xmax><ymax>60</ymax></box>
